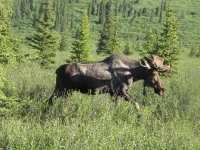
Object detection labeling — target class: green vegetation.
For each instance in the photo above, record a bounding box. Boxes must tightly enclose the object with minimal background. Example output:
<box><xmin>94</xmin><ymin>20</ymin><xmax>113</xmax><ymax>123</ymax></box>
<box><xmin>0</xmin><ymin>0</ymin><xmax>200</xmax><ymax>149</ymax></box>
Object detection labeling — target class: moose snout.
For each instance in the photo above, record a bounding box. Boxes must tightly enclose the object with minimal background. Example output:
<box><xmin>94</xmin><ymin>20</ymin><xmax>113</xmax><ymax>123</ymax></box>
<box><xmin>154</xmin><ymin>87</ymin><xmax>165</xmax><ymax>96</ymax></box>
<box><xmin>159</xmin><ymin>88</ymin><xmax>165</xmax><ymax>96</ymax></box>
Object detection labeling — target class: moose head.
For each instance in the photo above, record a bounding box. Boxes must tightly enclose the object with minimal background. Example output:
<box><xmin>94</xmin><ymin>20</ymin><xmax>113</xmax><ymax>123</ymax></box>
<box><xmin>140</xmin><ymin>55</ymin><xmax>170</xmax><ymax>96</ymax></box>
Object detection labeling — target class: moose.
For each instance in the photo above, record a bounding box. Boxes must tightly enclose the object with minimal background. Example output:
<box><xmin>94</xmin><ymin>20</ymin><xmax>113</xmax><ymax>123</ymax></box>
<box><xmin>48</xmin><ymin>54</ymin><xmax>170</xmax><ymax>109</ymax></box>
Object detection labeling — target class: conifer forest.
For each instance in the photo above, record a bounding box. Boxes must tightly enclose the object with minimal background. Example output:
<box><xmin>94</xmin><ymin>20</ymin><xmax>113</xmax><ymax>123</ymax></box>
<box><xmin>0</xmin><ymin>0</ymin><xmax>200</xmax><ymax>149</ymax></box>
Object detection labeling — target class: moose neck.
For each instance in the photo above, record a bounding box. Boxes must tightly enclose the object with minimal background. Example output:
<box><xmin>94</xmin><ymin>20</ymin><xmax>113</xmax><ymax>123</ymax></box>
<box><xmin>129</xmin><ymin>60</ymin><xmax>148</xmax><ymax>82</ymax></box>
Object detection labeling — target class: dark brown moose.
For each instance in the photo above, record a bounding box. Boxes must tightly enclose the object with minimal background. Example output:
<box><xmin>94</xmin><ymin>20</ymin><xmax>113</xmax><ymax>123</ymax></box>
<box><xmin>48</xmin><ymin>54</ymin><xmax>170</xmax><ymax>109</ymax></box>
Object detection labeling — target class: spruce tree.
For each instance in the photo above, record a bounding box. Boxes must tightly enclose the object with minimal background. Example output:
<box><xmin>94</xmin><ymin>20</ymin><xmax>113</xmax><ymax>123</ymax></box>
<box><xmin>70</xmin><ymin>10</ymin><xmax>91</xmax><ymax>62</ymax></box>
<box><xmin>0</xmin><ymin>0</ymin><xmax>19</xmax><ymax>112</ymax></box>
<box><xmin>115</xmin><ymin>0</ymin><xmax>118</xmax><ymax>16</ymax></box>
<box><xmin>60</xmin><ymin>31</ymin><xmax>69</xmax><ymax>51</ymax></box>
<box><xmin>60</xmin><ymin>5</ymin><xmax>68</xmax><ymax>32</ymax></box>
<box><xmin>159</xmin><ymin>0</ymin><xmax>164</xmax><ymax>24</ymax></box>
<box><xmin>13</xmin><ymin>0</ymin><xmax>21</xmax><ymax>19</ymax></box>
<box><xmin>97</xmin><ymin>3</ymin><xmax>120</xmax><ymax>55</ymax></box>
<box><xmin>110</xmin><ymin>19</ymin><xmax>121</xmax><ymax>54</ymax></box>
<box><xmin>88</xmin><ymin>3</ymin><xmax>91</xmax><ymax>18</ymax></box>
<box><xmin>98</xmin><ymin>0</ymin><xmax>106</xmax><ymax>24</ymax></box>
<box><xmin>0</xmin><ymin>0</ymin><xmax>20</xmax><ymax>64</ymax></box>
<box><xmin>156</xmin><ymin>4</ymin><xmax>181</xmax><ymax>74</ymax></box>
<box><xmin>53</xmin><ymin>0</ymin><xmax>62</xmax><ymax>31</ymax></box>
<box><xmin>140</xmin><ymin>28</ymin><xmax>156</xmax><ymax>57</ymax></box>
<box><xmin>124</xmin><ymin>32</ymin><xmax>132</xmax><ymax>55</ymax></box>
<box><xmin>150</xmin><ymin>9</ymin><xmax>155</xmax><ymax>23</ymax></box>
<box><xmin>70</xmin><ymin>12</ymin><xmax>74</xmax><ymax>29</ymax></box>
<box><xmin>26</xmin><ymin>0</ymin><xmax>58</xmax><ymax>67</ymax></box>
<box><xmin>33</xmin><ymin>2</ymin><xmax>39</xmax><ymax>27</ymax></box>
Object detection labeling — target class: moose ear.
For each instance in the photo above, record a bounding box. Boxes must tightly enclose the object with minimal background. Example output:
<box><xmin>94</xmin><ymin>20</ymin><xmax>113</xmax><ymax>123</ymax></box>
<box><xmin>140</xmin><ymin>59</ymin><xmax>151</xmax><ymax>69</ymax></box>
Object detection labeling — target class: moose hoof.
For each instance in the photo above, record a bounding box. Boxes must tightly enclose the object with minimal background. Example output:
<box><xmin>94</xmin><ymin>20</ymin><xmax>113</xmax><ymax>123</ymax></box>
<box><xmin>134</xmin><ymin>102</ymin><xmax>140</xmax><ymax>110</ymax></box>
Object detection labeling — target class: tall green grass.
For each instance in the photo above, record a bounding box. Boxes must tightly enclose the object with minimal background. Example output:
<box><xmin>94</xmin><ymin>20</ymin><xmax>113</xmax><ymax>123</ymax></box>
<box><xmin>0</xmin><ymin>54</ymin><xmax>200</xmax><ymax>149</ymax></box>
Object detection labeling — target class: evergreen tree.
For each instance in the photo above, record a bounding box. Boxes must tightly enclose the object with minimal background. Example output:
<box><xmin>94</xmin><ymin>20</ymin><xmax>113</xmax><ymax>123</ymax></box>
<box><xmin>128</xmin><ymin>6</ymin><xmax>133</xmax><ymax>17</ymax></box>
<box><xmin>150</xmin><ymin>8</ymin><xmax>155</xmax><ymax>22</ymax></box>
<box><xmin>33</xmin><ymin>2</ymin><xmax>39</xmax><ymax>27</ymax></box>
<box><xmin>70</xmin><ymin>12</ymin><xmax>74</xmax><ymax>29</ymax></box>
<box><xmin>155</xmin><ymin>4</ymin><xmax>181</xmax><ymax>74</ymax></box>
<box><xmin>124</xmin><ymin>32</ymin><xmax>132</xmax><ymax>55</ymax></box>
<box><xmin>118</xmin><ymin>4</ymin><xmax>122</xmax><ymax>13</ymax></box>
<box><xmin>155</xmin><ymin>7</ymin><xmax>160</xmax><ymax>16</ymax></box>
<box><xmin>135</xmin><ymin>0</ymin><xmax>140</xmax><ymax>4</ymax></box>
<box><xmin>70</xmin><ymin>10</ymin><xmax>91</xmax><ymax>62</ymax></box>
<box><xmin>0</xmin><ymin>0</ymin><xmax>20</xmax><ymax>64</ymax></box>
<box><xmin>91</xmin><ymin>0</ymin><xmax>96</xmax><ymax>15</ymax></box>
<box><xmin>39</xmin><ymin>2</ymin><xmax>44</xmax><ymax>15</ymax></box>
<box><xmin>110</xmin><ymin>19</ymin><xmax>121</xmax><ymax>54</ymax></box>
<box><xmin>0</xmin><ymin>0</ymin><xmax>19</xmax><ymax>110</ymax></box>
<box><xmin>122</xmin><ymin>0</ymin><xmax>127</xmax><ymax>18</ymax></box>
<box><xmin>97</xmin><ymin>25</ymin><xmax>110</xmax><ymax>54</ymax></box>
<box><xmin>135</xmin><ymin>41</ymin><xmax>142</xmax><ymax>52</ymax></box>
<box><xmin>105</xmin><ymin>1</ymin><xmax>112</xmax><ymax>22</ymax></box>
<box><xmin>53</xmin><ymin>0</ymin><xmax>62</xmax><ymax>31</ymax></box>
<box><xmin>97</xmin><ymin>5</ymin><xmax>120</xmax><ymax>55</ymax></box>
<box><xmin>60</xmin><ymin>6</ymin><xmax>68</xmax><ymax>32</ymax></box>
<box><xmin>159</xmin><ymin>0</ymin><xmax>164</xmax><ymax>24</ymax></box>
<box><xmin>75</xmin><ymin>28</ymin><xmax>80</xmax><ymax>38</ymax></box>
<box><xmin>163</xmin><ymin>0</ymin><xmax>167</xmax><ymax>10</ymax></box>
<box><xmin>29</xmin><ymin>0</ymin><xmax>34</xmax><ymax>11</ymax></box>
<box><xmin>26</xmin><ymin>0</ymin><xmax>58</xmax><ymax>67</ymax></box>
<box><xmin>21</xmin><ymin>0</ymin><xmax>27</xmax><ymax>20</ymax></box>
<box><xmin>142</xmin><ymin>7</ymin><xmax>147</xmax><ymax>15</ymax></box>
<box><xmin>98</xmin><ymin>0</ymin><xmax>106</xmax><ymax>24</ymax></box>
<box><xmin>12</xmin><ymin>0</ymin><xmax>21</xmax><ymax>19</ymax></box>
<box><xmin>88</xmin><ymin>3</ymin><xmax>91</xmax><ymax>17</ymax></box>
<box><xmin>96</xmin><ymin>3</ymin><xmax>100</xmax><ymax>16</ymax></box>
<box><xmin>115</xmin><ymin>0</ymin><xmax>118</xmax><ymax>16</ymax></box>
<box><xmin>60</xmin><ymin>32</ymin><xmax>68</xmax><ymax>51</ymax></box>
<box><xmin>140</xmin><ymin>28</ymin><xmax>156</xmax><ymax>57</ymax></box>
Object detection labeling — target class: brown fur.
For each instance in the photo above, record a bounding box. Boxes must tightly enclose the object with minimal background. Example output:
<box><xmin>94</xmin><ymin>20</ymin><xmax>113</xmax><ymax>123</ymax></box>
<box><xmin>48</xmin><ymin>54</ymin><xmax>168</xmax><ymax>109</ymax></box>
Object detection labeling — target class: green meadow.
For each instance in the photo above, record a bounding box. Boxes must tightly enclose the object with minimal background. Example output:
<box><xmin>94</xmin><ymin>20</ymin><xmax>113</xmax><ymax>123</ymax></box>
<box><xmin>1</xmin><ymin>52</ymin><xmax>200</xmax><ymax>149</ymax></box>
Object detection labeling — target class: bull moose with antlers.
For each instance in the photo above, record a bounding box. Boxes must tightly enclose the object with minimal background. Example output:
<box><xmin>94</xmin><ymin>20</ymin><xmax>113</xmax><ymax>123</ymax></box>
<box><xmin>48</xmin><ymin>54</ymin><xmax>170</xmax><ymax>109</ymax></box>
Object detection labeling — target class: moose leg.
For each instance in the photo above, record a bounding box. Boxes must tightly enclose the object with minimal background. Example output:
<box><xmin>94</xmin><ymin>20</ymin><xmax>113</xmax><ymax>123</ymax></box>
<box><xmin>120</xmin><ymin>85</ymin><xmax>140</xmax><ymax>110</ymax></box>
<box><xmin>47</xmin><ymin>75</ymin><xmax>65</xmax><ymax>105</ymax></box>
<box><xmin>48</xmin><ymin>88</ymin><xmax>65</xmax><ymax>106</ymax></box>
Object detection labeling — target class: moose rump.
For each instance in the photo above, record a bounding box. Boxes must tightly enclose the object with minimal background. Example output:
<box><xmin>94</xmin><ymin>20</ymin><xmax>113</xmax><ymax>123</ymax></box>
<box><xmin>49</xmin><ymin>62</ymin><xmax>114</xmax><ymax>103</ymax></box>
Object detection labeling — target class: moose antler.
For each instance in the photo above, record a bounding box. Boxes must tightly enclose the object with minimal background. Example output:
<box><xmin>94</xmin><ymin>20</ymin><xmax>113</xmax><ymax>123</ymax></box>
<box><xmin>139</xmin><ymin>59</ymin><xmax>151</xmax><ymax>69</ymax></box>
<box><xmin>144</xmin><ymin>55</ymin><xmax>170</xmax><ymax>72</ymax></box>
